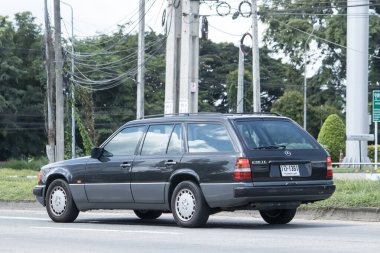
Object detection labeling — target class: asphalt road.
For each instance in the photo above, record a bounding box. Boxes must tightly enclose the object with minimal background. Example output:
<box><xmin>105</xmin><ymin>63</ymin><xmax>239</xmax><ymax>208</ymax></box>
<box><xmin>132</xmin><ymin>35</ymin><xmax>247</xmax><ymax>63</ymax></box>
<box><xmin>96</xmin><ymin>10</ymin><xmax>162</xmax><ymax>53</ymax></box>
<box><xmin>0</xmin><ymin>208</ymin><xmax>379</xmax><ymax>253</ymax></box>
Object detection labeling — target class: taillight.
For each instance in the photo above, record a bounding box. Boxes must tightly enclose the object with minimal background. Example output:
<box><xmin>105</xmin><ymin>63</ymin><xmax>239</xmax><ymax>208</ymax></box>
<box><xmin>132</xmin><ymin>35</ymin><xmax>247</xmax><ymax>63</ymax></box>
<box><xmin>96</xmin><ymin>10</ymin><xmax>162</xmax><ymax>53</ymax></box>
<box><xmin>326</xmin><ymin>156</ymin><xmax>333</xmax><ymax>179</ymax></box>
<box><xmin>37</xmin><ymin>170</ymin><xmax>42</xmax><ymax>183</ymax></box>
<box><xmin>234</xmin><ymin>158</ymin><xmax>252</xmax><ymax>181</ymax></box>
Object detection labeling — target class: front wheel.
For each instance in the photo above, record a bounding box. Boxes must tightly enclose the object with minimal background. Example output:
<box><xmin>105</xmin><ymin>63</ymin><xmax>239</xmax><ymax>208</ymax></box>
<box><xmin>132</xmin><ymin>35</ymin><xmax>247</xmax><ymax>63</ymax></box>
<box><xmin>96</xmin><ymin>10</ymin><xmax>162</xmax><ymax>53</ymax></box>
<box><xmin>171</xmin><ymin>181</ymin><xmax>210</xmax><ymax>228</ymax></box>
<box><xmin>45</xmin><ymin>179</ymin><xmax>79</xmax><ymax>223</ymax></box>
<box><xmin>134</xmin><ymin>210</ymin><xmax>162</xmax><ymax>220</ymax></box>
<box><xmin>259</xmin><ymin>208</ymin><xmax>297</xmax><ymax>225</ymax></box>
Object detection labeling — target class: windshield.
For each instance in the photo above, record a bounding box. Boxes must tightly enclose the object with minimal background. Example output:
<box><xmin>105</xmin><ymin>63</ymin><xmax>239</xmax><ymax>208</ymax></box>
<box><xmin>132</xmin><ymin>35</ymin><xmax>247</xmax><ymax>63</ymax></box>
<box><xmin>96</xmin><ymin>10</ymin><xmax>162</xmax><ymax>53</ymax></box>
<box><xmin>234</xmin><ymin>119</ymin><xmax>319</xmax><ymax>150</ymax></box>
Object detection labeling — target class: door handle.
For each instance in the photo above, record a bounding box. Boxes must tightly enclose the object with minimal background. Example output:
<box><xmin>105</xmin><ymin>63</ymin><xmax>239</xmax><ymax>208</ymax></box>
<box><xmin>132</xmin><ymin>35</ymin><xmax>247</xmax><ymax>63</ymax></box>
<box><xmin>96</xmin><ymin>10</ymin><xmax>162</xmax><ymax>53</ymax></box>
<box><xmin>120</xmin><ymin>162</ymin><xmax>132</xmax><ymax>168</ymax></box>
<box><xmin>164</xmin><ymin>160</ymin><xmax>177</xmax><ymax>166</ymax></box>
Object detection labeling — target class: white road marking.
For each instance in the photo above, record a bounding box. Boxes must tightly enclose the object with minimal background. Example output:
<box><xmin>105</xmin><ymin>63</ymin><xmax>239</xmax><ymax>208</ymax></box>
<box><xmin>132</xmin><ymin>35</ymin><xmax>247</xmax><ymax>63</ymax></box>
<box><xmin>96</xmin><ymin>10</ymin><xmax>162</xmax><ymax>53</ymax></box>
<box><xmin>0</xmin><ymin>216</ymin><xmax>49</xmax><ymax>221</ymax></box>
<box><xmin>31</xmin><ymin>226</ymin><xmax>183</xmax><ymax>235</ymax></box>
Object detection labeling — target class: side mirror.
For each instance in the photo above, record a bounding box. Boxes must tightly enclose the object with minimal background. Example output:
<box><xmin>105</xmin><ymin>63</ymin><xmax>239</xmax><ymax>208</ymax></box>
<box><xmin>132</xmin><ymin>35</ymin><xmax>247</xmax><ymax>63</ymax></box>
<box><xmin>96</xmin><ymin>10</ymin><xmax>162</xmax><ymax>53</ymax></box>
<box><xmin>91</xmin><ymin>147</ymin><xmax>103</xmax><ymax>159</ymax></box>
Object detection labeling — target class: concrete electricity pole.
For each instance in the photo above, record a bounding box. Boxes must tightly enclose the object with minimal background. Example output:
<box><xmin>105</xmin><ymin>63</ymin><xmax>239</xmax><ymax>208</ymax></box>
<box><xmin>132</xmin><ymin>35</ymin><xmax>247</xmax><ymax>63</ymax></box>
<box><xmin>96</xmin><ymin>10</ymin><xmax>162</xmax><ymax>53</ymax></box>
<box><xmin>179</xmin><ymin>0</ymin><xmax>200</xmax><ymax>113</ymax></box>
<box><xmin>164</xmin><ymin>0</ymin><xmax>182</xmax><ymax>115</ymax></box>
<box><xmin>344</xmin><ymin>0</ymin><xmax>370</xmax><ymax>164</ymax></box>
<box><xmin>237</xmin><ymin>46</ymin><xmax>244</xmax><ymax>113</ymax></box>
<box><xmin>54</xmin><ymin>0</ymin><xmax>65</xmax><ymax>161</ymax></box>
<box><xmin>44</xmin><ymin>0</ymin><xmax>56</xmax><ymax>163</ymax></box>
<box><xmin>251</xmin><ymin>0</ymin><xmax>261</xmax><ymax>112</ymax></box>
<box><xmin>137</xmin><ymin>0</ymin><xmax>145</xmax><ymax>119</ymax></box>
<box><xmin>61</xmin><ymin>1</ymin><xmax>75</xmax><ymax>159</ymax></box>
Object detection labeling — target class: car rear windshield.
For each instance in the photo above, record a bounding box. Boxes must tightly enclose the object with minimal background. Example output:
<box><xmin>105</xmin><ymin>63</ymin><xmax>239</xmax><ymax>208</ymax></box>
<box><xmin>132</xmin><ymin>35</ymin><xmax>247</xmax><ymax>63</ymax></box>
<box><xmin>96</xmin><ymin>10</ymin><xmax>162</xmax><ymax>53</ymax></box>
<box><xmin>234</xmin><ymin>119</ymin><xmax>319</xmax><ymax>150</ymax></box>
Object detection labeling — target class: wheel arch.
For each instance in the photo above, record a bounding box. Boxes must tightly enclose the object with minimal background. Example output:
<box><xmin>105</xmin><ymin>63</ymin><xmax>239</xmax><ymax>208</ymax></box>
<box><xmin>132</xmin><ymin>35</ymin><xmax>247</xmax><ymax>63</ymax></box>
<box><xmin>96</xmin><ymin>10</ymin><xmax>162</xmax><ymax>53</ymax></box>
<box><xmin>45</xmin><ymin>173</ymin><xmax>69</xmax><ymax>198</ymax></box>
<box><xmin>167</xmin><ymin>170</ymin><xmax>201</xmax><ymax>210</ymax></box>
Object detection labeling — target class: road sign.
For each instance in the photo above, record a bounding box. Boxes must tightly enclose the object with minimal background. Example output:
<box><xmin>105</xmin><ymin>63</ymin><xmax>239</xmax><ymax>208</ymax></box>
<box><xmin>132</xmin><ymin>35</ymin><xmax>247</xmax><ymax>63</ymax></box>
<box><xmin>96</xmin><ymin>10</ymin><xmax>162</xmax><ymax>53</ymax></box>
<box><xmin>373</xmin><ymin>90</ymin><xmax>380</xmax><ymax>122</ymax></box>
<box><xmin>346</xmin><ymin>134</ymin><xmax>374</xmax><ymax>141</ymax></box>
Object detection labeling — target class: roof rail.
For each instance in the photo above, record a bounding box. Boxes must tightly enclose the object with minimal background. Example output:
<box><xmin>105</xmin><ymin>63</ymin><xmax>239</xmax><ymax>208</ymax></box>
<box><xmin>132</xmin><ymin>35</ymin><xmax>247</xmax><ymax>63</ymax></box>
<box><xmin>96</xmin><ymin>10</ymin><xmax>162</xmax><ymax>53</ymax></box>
<box><xmin>224</xmin><ymin>112</ymin><xmax>282</xmax><ymax>116</ymax></box>
<box><xmin>139</xmin><ymin>112</ymin><xmax>281</xmax><ymax>120</ymax></box>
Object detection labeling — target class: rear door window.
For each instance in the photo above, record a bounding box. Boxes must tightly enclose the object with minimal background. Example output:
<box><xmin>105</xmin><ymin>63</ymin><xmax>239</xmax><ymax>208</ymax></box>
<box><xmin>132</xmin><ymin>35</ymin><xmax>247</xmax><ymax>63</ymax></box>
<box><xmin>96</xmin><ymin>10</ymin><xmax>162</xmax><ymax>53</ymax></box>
<box><xmin>167</xmin><ymin>124</ymin><xmax>183</xmax><ymax>155</ymax></box>
<box><xmin>235</xmin><ymin>119</ymin><xmax>318</xmax><ymax>150</ymax></box>
<box><xmin>187</xmin><ymin>123</ymin><xmax>234</xmax><ymax>153</ymax></box>
<box><xmin>140</xmin><ymin>124</ymin><xmax>174</xmax><ymax>156</ymax></box>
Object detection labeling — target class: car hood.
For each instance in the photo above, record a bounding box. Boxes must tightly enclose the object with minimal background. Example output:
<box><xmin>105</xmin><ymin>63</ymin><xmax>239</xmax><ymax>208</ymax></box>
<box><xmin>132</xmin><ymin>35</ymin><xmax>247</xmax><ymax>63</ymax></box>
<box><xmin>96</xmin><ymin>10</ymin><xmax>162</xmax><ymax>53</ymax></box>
<box><xmin>41</xmin><ymin>156</ymin><xmax>90</xmax><ymax>170</ymax></box>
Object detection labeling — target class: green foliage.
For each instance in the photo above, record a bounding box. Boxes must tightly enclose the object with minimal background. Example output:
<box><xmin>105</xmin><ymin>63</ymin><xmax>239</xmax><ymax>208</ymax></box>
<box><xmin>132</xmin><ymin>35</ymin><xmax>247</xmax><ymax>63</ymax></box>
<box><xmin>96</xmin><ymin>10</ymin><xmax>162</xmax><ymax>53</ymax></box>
<box><xmin>0</xmin><ymin>158</ymin><xmax>48</xmax><ymax>171</ymax></box>
<box><xmin>306</xmin><ymin>180</ymin><xmax>380</xmax><ymax>208</ymax></box>
<box><xmin>259</xmin><ymin>1</ymin><xmax>349</xmax><ymax>119</ymax></box>
<box><xmin>0</xmin><ymin>13</ymin><xmax>45</xmax><ymax>160</ymax></box>
<box><xmin>367</xmin><ymin>145</ymin><xmax>380</xmax><ymax>162</ymax></box>
<box><xmin>226</xmin><ymin>47</ymin><xmax>303</xmax><ymax>113</ymax></box>
<box><xmin>271</xmin><ymin>90</ymin><xmax>303</xmax><ymax>125</ymax></box>
<box><xmin>270</xmin><ymin>90</ymin><xmax>341</xmax><ymax>137</ymax></box>
<box><xmin>317</xmin><ymin>114</ymin><xmax>346</xmax><ymax>162</ymax></box>
<box><xmin>0</xmin><ymin>10</ymin><xmax>347</xmax><ymax>161</ymax></box>
<box><xmin>75</xmin><ymin>109</ymin><xmax>93</xmax><ymax>155</ymax></box>
<box><xmin>0</xmin><ymin>169</ymin><xmax>37</xmax><ymax>201</ymax></box>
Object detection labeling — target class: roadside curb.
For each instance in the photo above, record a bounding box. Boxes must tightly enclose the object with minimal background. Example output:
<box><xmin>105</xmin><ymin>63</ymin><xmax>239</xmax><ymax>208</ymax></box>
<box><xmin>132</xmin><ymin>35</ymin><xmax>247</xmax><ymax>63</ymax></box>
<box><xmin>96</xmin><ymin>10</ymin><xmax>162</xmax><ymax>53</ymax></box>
<box><xmin>226</xmin><ymin>207</ymin><xmax>380</xmax><ymax>222</ymax></box>
<box><xmin>1</xmin><ymin>201</ymin><xmax>379</xmax><ymax>222</ymax></box>
<box><xmin>296</xmin><ymin>207</ymin><xmax>380</xmax><ymax>222</ymax></box>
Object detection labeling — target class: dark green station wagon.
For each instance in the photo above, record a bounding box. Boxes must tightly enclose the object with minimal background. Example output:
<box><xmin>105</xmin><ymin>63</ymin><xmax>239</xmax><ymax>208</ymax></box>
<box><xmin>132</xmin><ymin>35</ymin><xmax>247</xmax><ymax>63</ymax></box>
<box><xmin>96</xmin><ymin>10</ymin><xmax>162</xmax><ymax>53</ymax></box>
<box><xmin>33</xmin><ymin>113</ymin><xmax>335</xmax><ymax>227</ymax></box>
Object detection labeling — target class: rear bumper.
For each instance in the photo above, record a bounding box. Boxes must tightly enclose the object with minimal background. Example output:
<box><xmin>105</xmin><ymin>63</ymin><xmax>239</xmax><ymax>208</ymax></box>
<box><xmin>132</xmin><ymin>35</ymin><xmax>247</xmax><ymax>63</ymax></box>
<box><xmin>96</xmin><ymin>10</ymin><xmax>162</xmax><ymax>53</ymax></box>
<box><xmin>234</xmin><ymin>184</ymin><xmax>336</xmax><ymax>202</ymax></box>
<box><xmin>33</xmin><ymin>185</ymin><xmax>46</xmax><ymax>206</ymax></box>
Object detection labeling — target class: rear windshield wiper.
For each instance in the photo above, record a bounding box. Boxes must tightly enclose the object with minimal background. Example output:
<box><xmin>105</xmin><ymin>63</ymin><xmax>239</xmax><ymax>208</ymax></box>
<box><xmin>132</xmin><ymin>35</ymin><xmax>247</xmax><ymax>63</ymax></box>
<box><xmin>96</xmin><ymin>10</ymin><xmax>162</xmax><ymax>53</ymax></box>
<box><xmin>254</xmin><ymin>145</ymin><xmax>286</xmax><ymax>150</ymax></box>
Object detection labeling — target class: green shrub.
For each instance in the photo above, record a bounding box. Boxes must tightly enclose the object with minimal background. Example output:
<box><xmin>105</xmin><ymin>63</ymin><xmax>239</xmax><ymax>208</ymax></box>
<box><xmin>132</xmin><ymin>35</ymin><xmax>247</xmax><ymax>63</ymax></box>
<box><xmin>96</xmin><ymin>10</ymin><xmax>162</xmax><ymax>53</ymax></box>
<box><xmin>0</xmin><ymin>158</ymin><xmax>48</xmax><ymax>171</ymax></box>
<box><xmin>368</xmin><ymin>145</ymin><xmax>380</xmax><ymax>162</ymax></box>
<box><xmin>317</xmin><ymin>114</ymin><xmax>345</xmax><ymax>162</ymax></box>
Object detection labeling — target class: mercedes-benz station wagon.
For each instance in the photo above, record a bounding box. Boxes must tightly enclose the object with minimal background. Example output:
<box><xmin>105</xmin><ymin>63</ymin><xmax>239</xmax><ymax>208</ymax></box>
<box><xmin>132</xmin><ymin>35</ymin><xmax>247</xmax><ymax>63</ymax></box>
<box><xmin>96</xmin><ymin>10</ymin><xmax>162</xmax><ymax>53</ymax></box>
<box><xmin>33</xmin><ymin>113</ymin><xmax>335</xmax><ymax>228</ymax></box>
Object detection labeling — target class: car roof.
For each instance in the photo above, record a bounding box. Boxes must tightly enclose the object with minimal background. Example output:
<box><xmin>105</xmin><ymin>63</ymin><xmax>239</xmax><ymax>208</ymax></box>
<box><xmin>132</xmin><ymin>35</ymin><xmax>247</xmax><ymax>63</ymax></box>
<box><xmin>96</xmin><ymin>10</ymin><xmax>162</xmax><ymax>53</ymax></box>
<box><xmin>123</xmin><ymin>113</ymin><xmax>290</xmax><ymax>126</ymax></box>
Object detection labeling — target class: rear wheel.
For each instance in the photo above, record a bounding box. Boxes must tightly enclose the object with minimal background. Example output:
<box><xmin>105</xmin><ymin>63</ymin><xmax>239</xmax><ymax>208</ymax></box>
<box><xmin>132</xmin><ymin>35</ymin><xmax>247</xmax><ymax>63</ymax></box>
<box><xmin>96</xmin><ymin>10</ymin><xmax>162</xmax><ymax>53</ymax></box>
<box><xmin>171</xmin><ymin>181</ymin><xmax>210</xmax><ymax>228</ymax></box>
<box><xmin>259</xmin><ymin>208</ymin><xmax>297</xmax><ymax>225</ymax></box>
<box><xmin>45</xmin><ymin>179</ymin><xmax>79</xmax><ymax>222</ymax></box>
<box><xmin>134</xmin><ymin>210</ymin><xmax>162</xmax><ymax>220</ymax></box>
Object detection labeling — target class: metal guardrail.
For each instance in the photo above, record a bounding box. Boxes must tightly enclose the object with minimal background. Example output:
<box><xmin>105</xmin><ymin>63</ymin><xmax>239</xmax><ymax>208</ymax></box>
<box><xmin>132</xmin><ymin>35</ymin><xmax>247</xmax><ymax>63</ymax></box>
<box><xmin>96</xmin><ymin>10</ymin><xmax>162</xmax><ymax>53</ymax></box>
<box><xmin>332</xmin><ymin>162</ymin><xmax>379</xmax><ymax>175</ymax></box>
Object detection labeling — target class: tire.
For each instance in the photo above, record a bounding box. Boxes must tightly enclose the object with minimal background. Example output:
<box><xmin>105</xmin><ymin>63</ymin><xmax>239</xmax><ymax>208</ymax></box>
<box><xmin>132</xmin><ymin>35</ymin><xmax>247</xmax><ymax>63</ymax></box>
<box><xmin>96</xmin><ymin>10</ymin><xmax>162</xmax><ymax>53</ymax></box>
<box><xmin>134</xmin><ymin>210</ymin><xmax>162</xmax><ymax>220</ymax></box>
<box><xmin>259</xmin><ymin>208</ymin><xmax>297</xmax><ymax>225</ymax></box>
<box><xmin>171</xmin><ymin>181</ymin><xmax>210</xmax><ymax>228</ymax></box>
<box><xmin>45</xmin><ymin>179</ymin><xmax>79</xmax><ymax>223</ymax></box>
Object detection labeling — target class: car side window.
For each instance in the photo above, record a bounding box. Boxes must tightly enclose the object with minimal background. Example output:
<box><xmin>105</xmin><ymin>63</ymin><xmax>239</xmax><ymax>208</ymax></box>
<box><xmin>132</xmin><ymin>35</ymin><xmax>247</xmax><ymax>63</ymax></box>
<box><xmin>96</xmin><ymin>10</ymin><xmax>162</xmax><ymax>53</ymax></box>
<box><xmin>187</xmin><ymin>123</ymin><xmax>234</xmax><ymax>153</ymax></box>
<box><xmin>167</xmin><ymin>124</ymin><xmax>183</xmax><ymax>155</ymax></box>
<box><xmin>103</xmin><ymin>126</ymin><xmax>145</xmax><ymax>156</ymax></box>
<box><xmin>141</xmin><ymin>124</ymin><xmax>174</xmax><ymax>156</ymax></box>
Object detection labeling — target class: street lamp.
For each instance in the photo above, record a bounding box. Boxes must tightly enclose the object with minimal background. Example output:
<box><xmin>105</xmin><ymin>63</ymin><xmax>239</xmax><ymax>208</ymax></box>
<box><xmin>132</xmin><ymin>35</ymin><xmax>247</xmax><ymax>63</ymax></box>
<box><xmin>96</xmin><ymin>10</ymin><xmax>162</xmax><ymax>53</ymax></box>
<box><xmin>303</xmin><ymin>22</ymin><xmax>320</xmax><ymax>130</ymax></box>
<box><xmin>61</xmin><ymin>1</ymin><xmax>75</xmax><ymax>158</ymax></box>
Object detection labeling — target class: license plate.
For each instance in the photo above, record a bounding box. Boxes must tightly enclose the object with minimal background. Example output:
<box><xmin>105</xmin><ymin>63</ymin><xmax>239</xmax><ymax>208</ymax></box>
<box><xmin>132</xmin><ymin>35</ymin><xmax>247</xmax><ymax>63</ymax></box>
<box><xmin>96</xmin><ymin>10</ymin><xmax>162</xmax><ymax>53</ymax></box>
<box><xmin>280</xmin><ymin>165</ymin><xmax>300</xmax><ymax>177</ymax></box>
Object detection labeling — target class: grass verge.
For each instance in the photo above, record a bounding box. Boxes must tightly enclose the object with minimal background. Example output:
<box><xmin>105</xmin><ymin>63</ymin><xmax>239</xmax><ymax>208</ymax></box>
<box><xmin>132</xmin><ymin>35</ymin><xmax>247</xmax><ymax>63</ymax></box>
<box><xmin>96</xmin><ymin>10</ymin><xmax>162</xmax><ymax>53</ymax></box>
<box><xmin>304</xmin><ymin>179</ymin><xmax>380</xmax><ymax>208</ymax></box>
<box><xmin>0</xmin><ymin>169</ymin><xmax>38</xmax><ymax>201</ymax></box>
<box><xmin>1</xmin><ymin>169</ymin><xmax>380</xmax><ymax>208</ymax></box>
<box><xmin>0</xmin><ymin>158</ymin><xmax>48</xmax><ymax>171</ymax></box>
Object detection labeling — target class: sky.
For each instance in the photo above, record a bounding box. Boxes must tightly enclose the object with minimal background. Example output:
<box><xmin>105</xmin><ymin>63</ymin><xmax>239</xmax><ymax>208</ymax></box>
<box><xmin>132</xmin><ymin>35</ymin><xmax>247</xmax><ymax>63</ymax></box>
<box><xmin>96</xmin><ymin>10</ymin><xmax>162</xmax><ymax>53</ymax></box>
<box><xmin>0</xmin><ymin>0</ymin><xmax>263</xmax><ymax>46</ymax></box>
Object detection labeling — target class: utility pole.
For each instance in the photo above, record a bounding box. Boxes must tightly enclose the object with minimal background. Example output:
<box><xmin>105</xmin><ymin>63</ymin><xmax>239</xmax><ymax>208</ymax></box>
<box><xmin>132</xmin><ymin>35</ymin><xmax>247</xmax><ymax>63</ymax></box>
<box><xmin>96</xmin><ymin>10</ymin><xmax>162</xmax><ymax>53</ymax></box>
<box><xmin>251</xmin><ymin>0</ymin><xmax>261</xmax><ymax>112</ymax></box>
<box><xmin>70</xmin><ymin>7</ymin><xmax>75</xmax><ymax>159</ymax></box>
<box><xmin>136</xmin><ymin>0</ymin><xmax>145</xmax><ymax>119</ymax></box>
<box><xmin>237</xmin><ymin>46</ymin><xmax>244</xmax><ymax>113</ymax></box>
<box><xmin>179</xmin><ymin>0</ymin><xmax>200</xmax><ymax>113</ymax></box>
<box><xmin>344</xmin><ymin>0</ymin><xmax>370</xmax><ymax>165</ymax></box>
<box><xmin>164</xmin><ymin>0</ymin><xmax>182</xmax><ymax>115</ymax></box>
<box><xmin>61</xmin><ymin>1</ymin><xmax>75</xmax><ymax>159</ymax></box>
<box><xmin>44</xmin><ymin>0</ymin><xmax>56</xmax><ymax>163</ymax></box>
<box><xmin>54</xmin><ymin>0</ymin><xmax>65</xmax><ymax>161</ymax></box>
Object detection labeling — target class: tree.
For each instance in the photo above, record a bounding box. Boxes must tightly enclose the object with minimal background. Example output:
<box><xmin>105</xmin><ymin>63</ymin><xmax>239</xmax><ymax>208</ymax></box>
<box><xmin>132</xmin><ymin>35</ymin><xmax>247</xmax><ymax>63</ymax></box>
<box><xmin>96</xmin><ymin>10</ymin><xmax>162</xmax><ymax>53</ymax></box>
<box><xmin>259</xmin><ymin>0</ymin><xmax>380</xmax><ymax>115</ymax></box>
<box><xmin>271</xmin><ymin>90</ymin><xmax>303</xmax><ymax>125</ymax></box>
<box><xmin>0</xmin><ymin>13</ymin><xmax>45</xmax><ymax>160</ymax></box>
<box><xmin>317</xmin><ymin>114</ymin><xmax>346</xmax><ymax>162</ymax></box>
<box><xmin>226</xmin><ymin>47</ymin><xmax>303</xmax><ymax>113</ymax></box>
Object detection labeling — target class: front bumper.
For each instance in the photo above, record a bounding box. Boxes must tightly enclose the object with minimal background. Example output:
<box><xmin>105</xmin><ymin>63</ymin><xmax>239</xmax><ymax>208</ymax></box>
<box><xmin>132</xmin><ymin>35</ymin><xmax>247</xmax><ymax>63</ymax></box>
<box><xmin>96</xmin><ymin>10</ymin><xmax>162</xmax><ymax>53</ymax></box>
<box><xmin>33</xmin><ymin>185</ymin><xmax>46</xmax><ymax>206</ymax></box>
<box><xmin>234</xmin><ymin>184</ymin><xmax>336</xmax><ymax>202</ymax></box>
